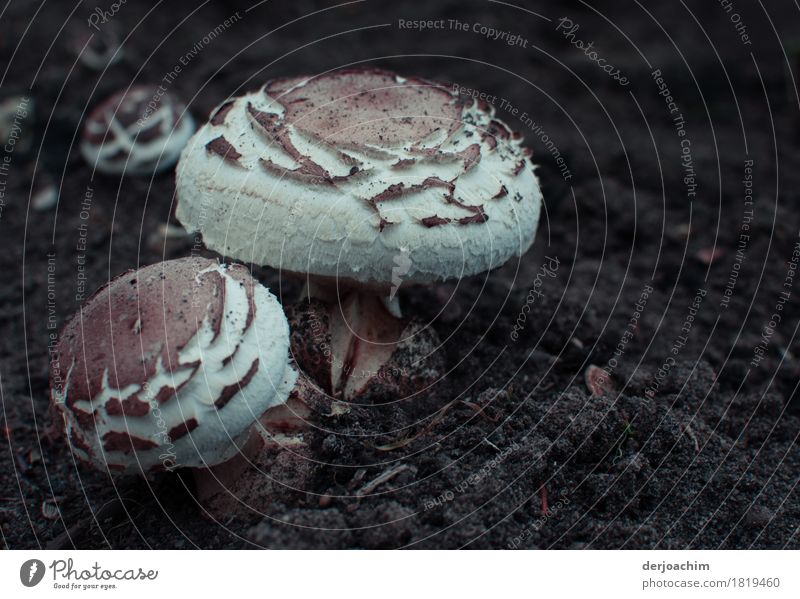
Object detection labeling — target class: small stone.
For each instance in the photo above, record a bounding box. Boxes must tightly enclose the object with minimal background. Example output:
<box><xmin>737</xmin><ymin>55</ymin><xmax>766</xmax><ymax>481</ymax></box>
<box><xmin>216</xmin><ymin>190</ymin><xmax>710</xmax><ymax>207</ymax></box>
<box><xmin>695</xmin><ymin>247</ymin><xmax>725</xmax><ymax>265</ymax></box>
<box><xmin>585</xmin><ymin>364</ymin><xmax>614</xmax><ymax>397</ymax></box>
<box><xmin>41</xmin><ymin>500</ymin><xmax>60</xmax><ymax>520</ymax></box>
<box><xmin>32</xmin><ymin>184</ymin><xmax>58</xmax><ymax>211</ymax></box>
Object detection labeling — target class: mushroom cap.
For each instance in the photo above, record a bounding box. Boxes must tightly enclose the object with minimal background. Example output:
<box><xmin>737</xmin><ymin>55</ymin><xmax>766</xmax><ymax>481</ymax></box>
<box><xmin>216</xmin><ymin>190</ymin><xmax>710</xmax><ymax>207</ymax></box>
<box><xmin>81</xmin><ymin>85</ymin><xmax>195</xmax><ymax>176</ymax></box>
<box><xmin>49</xmin><ymin>256</ymin><xmax>297</xmax><ymax>475</ymax></box>
<box><xmin>175</xmin><ymin>68</ymin><xmax>542</xmax><ymax>288</ymax></box>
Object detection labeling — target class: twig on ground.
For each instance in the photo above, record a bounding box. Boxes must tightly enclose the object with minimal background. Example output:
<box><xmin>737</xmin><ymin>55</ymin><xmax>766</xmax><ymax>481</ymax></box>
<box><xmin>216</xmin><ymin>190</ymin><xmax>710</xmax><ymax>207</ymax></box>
<box><xmin>685</xmin><ymin>425</ymin><xmax>700</xmax><ymax>453</ymax></box>
<box><xmin>482</xmin><ymin>438</ymin><xmax>501</xmax><ymax>452</ymax></box>
<box><xmin>356</xmin><ymin>464</ymin><xmax>416</xmax><ymax>498</ymax></box>
<box><xmin>540</xmin><ymin>486</ymin><xmax>550</xmax><ymax>517</ymax></box>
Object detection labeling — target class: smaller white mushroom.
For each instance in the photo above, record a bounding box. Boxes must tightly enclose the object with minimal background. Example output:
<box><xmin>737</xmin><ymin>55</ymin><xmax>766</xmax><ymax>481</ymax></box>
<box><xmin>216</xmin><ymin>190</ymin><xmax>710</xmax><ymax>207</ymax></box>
<box><xmin>49</xmin><ymin>256</ymin><xmax>302</xmax><ymax>477</ymax></box>
<box><xmin>81</xmin><ymin>85</ymin><xmax>194</xmax><ymax>175</ymax></box>
<box><xmin>50</xmin><ymin>257</ymin><xmax>341</xmax><ymax>517</ymax></box>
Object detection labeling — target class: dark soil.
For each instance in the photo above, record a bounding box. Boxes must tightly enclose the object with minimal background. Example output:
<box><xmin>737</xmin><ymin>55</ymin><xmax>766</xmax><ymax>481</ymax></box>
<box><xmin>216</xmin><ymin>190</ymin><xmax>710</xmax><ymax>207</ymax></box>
<box><xmin>1</xmin><ymin>0</ymin><xmax>799</xmax><ymax>549</ymax></box>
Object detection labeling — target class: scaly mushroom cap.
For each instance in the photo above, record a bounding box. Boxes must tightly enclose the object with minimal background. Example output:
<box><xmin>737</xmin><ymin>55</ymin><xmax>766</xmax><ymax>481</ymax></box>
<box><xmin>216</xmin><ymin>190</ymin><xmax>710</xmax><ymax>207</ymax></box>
<box><xmin>175</xmin><ymin>68</ymin><xmax>542</xmax><ymax>287</ymax></box>
<box><xmin>49</xmin><ymin>257</ymin><xmax>297</xmax><ymax>475</ymax></box>
<box><xmin>81</xmin><ymin>85</ymin><xmax>195</xmax><ymax>175</ymax></box>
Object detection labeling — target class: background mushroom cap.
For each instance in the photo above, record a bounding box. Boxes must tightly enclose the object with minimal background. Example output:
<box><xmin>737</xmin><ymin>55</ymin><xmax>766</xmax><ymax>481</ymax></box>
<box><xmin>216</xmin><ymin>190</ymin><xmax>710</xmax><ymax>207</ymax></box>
<box><xmin>81</xmin><ymin>85</ymin><xmax>195</xmax><ymax>176</ymax></box>
<box><xmin>49</xmin><ymin>256</ymin><xmax>296</xmax><ymax>475</ymax></box>
<box><xmin>175</xmin><ymin>68</ymin><xmax>542</xmax><ymax>288</ymax></box>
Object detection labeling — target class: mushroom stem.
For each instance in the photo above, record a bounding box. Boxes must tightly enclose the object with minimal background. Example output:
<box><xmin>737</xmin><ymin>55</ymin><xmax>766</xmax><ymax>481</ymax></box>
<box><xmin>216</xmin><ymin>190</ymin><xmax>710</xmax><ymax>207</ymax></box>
<box><xmin>298</xmin><ymin>280</ymin><xmax>406</xmax><ymax>399</ymax></box>
<box><xmin>192</xmin><ymin>375</ymin><xmax>321</xmax><ymax>514</ymax></box>
<box><xmin>328</xmin><ymin>290</ymin><xmax>405</xmax><ymax>400</ymax></box>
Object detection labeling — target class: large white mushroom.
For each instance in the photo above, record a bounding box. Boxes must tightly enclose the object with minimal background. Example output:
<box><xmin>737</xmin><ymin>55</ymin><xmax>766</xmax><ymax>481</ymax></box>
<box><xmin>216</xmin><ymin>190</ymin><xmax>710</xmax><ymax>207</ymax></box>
<box><xmin>49</xmin><ymin>257</ymin><xmax>326</xmax><ymax>513</ymax></box>
<box><xmin>175</xmin><ymin>68</ymin><xmax>542</xmax><ymax>399</ymax></box>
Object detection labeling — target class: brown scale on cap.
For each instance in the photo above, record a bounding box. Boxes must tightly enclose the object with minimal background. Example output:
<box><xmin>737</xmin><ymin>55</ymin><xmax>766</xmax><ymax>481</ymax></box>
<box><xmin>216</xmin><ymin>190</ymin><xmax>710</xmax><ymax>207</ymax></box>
<box><xmin>168</xmin><ymin>418</ymin><xmax>199</xmax><ymax>440</ymax></box>
<box><xmin>247</xmin><ymin>102</ymin><xmax>365</xmax><ymax>185</ymax></box>
<box><xmin>266</xmin><ymin>68</ymin><xmax>462</xmax><ymax>147</ymax></box>
<box><xmin>421</xmin><ymin>215</ymin><xmax>451</xmax><ymax>228</ymax></box>
<box><xmin>417</xmin><ymin>176</ymin><xmax>455</xmax><ymax>195</ymax></box>
<box><xmin>420</xmin><ymin>211</ymin><xmax>487</xmax><ymax>227</ymax></box>
<box><xmin>102</xmin><ymin>431</ymin><xmax>158</xmax><ymax>453</ymax></box>
<box><xmin>459</xmin><ymin>143</ymin><xmax>482</xmax><ymax>170</ymax></box>
<box><xmin>202</xmin><ymin>68</ymin><xmax>522</xmax><ymax>232</ymax></box>
<box><xmin>71</xmin><ymin>408</ymin><xmax>96</xmax><ymax>431</ymax></box>
<box><xmin>483</xmin><ymin>135</ymin><xmax>497</xmax><ymax>150</ymax></box>
<box><xmin>246</xmin><ymin>102</ymin><xmax>281</xmax><ymax>135</ymax></box>
<box><xmin>69</xmin><ymin>430</ymin><xmax>92</xmax><ymax>455</ymax></box>
<box><xmin>367</xmin><ymin>176</ymin><xmax>488</xmax><ymax>225</ymax></box>
<box><xmin>489</xmin><ymin>119</ymin><xmax>512</xmax><ymax>141</ymax></box>
<box><xmin>214</xmin><ymin>358</ymin><xmax>260</xmax><ymax>409</ymax></box>
<box><xmin>391</xmin><ymin>158</ymin><xmax>417</xmax><ymax>169</ymax></box>
<box><xmin>458</xmin><ymin>212</ymin><xmax>488</xmax><ymax>225</ymax></box>
<box><xmin>493</xmin><ymin>185</ymin><xmax>509</xmax><ymax>199</ymax></box>
<box><xmin>209</xmin><ymin>101</ymin><xmax>234</xmax><ymax>126</ymax></box>
<box><xmin>259</xmin><ymin>158</ymin><xmax>334</xmax><ymax>186</ymax></box>
<box><xmin>240</xmin><ymin>279</ymin><xmax>257</xmax><ymax>329</ymax></box>
<box><xmin>367</xmin><ymin>178</ymin><xmax>451</xmax><ymax>206</ymax></box>
<box><xmin>52</xmin><ymin>257</ymin><xmax>226</xmax><ymax>407</ymax></box>
<box><xmin>206</xmin><ymin>135</ymin><xmax>242</xmax><ymax>164</ymax></box>
<box><xmin>444</xmin><ymin>193</ymin><xmax>487</xmax><ymax>217</ymax></box>
<box><xmin>370</xmin><ymin>183</ymin><xmax>406</xmax><ymax>202</ymax></box>
<box><xmin>247</xmin><ymin>104</ymin><xmax>319</xmax><ymax>170</ymax></box>
<box><xmin>105</xmin><ymin>396</ymin><xmax>150</xmax><ymax>417</ymax></box>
